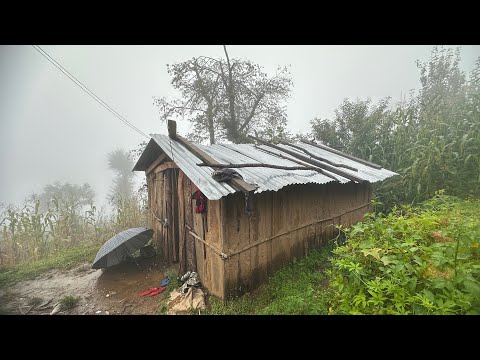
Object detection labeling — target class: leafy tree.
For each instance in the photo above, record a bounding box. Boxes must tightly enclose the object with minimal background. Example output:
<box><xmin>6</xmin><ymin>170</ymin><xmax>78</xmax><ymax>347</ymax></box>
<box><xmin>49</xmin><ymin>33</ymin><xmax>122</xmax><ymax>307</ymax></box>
<box><xmin>107</xmin><ymin>149</ymin><xmax>135</xmax><ymax>204</ymax></box>
<box><xmin>128</xmin><ymin>142</ymin><xmax>148</xmax><ymax>209</ymax></box>
<box><xmin>154</xmin><ymin>46</ymin><xmax>293</xmax><ymax>144</ymax></box>
<box><xmin>309</xmin><ymin>46</ymin><xmax>480</xmax><ymax>208</ymax></box>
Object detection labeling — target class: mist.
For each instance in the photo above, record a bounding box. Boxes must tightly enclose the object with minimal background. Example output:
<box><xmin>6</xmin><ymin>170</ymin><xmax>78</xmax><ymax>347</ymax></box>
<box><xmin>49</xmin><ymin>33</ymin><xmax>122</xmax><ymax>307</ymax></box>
<box><xmin>1</xmin><ymin>45</ymin><xmax>479</xmax><ymax>209</ymax></box>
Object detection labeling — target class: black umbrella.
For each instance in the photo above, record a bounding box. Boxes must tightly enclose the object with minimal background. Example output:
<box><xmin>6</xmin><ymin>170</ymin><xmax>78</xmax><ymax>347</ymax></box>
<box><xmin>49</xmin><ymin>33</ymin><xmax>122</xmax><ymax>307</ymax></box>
<box><xmin>92</xmin><ymin>227</ymin><xmax>154</xmax><ymax>269</ymax></box>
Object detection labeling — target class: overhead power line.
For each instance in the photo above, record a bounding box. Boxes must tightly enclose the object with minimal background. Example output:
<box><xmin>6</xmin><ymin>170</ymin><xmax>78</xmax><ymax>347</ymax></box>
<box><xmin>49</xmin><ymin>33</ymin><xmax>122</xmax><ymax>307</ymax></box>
<box><xmin>31</xmin><ymin>45</ymin><xmax>149</xmax><ymax>139</ymax></box>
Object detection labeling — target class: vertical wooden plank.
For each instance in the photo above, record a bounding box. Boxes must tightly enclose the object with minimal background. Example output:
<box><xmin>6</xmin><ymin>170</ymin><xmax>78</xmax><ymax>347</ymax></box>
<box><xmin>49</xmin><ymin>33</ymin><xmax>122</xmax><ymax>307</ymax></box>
<box><xmin>146</xmin><ymin>173</ymin><xmax>154</xmax><ymax>243</ymax></box>
<box><xmin>192</xmin><ymin>183</ymin><xmax>205</xmax><ymax>283</ymax></box>
<box><xmin>202</xmin><ymin>212</ymin><xmax>208</xmax><ymax>285</ymax></box>
<box><xmin>184</xmin><ymin>177</ymin><xmax>196</xmax><ymax>272</ymax></box>
<box><xmin>203</xmin><ymin>200</ymin><xmax>223</xmax><ymax>297</ymax></box>
<box><xmin>177</xmin><ymin>171</ymin><xmax>186</xmax><ymax>275</ymax></box>
<box><xmin>248</xmin><ymin>195</ymin><xmax>260</xmax><ymax>289</ymax></box>
<box><xmin>237</xmin><ymin>193</ymin><xmax>251</xmax><ymax>293</ymax></box>
<box><xmin>219</xmin><ymin>197</ymin><xmax>227</xmax><ymax>298</ymax></box>
<box><xmin>163</xmin><ymin>171</ymin><xmax>170</xmax><ymax>262</ymax></box>
<box><xmin>223</xmin><ymin>194</ymin><xmax>240</xmax><ymax>298</ymax></box>
<box><xmin>266</xmin><ymin>191</ymin><xmax>277</xmax><ymax>275</ymax></box>
<box><xmin>255</xmin><ymin>192</ymin><xmax>269</xmax><ymax>287</ymax></box>
<box><xmin>156</xmin><ymin>171</ymin><xmax>164</xmax><ymax>256</ymax></box>
<box><xmin>171</xmin><ymin>170</ymin><xmax>179</xmax><ymax>263</ymax></box>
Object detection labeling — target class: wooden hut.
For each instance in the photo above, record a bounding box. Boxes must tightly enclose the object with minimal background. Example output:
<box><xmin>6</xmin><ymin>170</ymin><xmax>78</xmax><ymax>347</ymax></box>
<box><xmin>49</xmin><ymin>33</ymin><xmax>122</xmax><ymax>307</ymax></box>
<box><xmin>133</xmin><ymin>121</ymin><xmax>397</xmax><ymax>299</ymax></box>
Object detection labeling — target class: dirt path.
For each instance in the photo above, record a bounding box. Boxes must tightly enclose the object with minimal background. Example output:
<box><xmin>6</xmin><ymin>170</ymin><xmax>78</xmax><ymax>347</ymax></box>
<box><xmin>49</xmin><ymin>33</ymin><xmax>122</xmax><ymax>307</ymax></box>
<box><xmin>0</xmin><ymin>258</ymin><xmax>172</xmax><ymax>315</ymax></box>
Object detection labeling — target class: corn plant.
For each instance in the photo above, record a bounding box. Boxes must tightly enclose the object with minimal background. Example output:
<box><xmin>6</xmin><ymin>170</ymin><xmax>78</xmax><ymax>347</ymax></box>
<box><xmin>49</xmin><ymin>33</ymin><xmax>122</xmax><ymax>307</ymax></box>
<box><xmin>311</xmin><ymin>46</ymin><xmax>480</xmax><ymax>210</ymax></box>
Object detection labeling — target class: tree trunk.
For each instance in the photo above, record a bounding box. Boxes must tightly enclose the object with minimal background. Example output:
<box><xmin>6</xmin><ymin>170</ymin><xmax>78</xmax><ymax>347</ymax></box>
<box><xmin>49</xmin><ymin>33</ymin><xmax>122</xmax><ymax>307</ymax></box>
<box><xmin>207</xmin><ymin>104</ymin><xmax>215</xmax><ymax>145</ymax></box>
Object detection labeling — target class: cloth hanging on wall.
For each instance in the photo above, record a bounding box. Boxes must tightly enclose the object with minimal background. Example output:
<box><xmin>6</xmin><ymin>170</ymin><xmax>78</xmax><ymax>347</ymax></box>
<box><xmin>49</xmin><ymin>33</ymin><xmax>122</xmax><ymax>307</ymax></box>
<box><xmin>191</xmin><ymin>190</ymin><xmax>207</xmax><ymax>213</ymax></box>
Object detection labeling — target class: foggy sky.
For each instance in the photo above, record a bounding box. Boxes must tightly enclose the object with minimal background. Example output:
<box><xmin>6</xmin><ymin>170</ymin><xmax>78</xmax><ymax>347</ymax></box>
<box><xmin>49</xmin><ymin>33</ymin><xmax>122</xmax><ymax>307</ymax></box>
<box><xmin>1</xmin><ymin>45</ymin><xmax>479</xmax><ymax>209</ymax></box>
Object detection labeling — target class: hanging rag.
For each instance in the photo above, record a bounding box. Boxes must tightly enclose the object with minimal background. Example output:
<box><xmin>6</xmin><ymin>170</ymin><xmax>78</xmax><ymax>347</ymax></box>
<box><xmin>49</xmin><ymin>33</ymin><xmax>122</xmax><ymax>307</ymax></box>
<box><xmin>212</xmin><ymin>168</ymin><xmax>243</xmax><ymax>182</ymax></box>
<box><xmin>191</xmin><ymin>190</ymin><xmax>207</xmax><ymax>213</ymax></box>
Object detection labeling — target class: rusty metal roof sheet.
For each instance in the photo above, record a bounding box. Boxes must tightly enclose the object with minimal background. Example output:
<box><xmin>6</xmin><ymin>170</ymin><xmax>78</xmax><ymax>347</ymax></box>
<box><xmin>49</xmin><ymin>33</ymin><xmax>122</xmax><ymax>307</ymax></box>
<box><xmin>133</xmin><ymin>134</ymin><xmax>397</xmax><ymax>200</ymax></box>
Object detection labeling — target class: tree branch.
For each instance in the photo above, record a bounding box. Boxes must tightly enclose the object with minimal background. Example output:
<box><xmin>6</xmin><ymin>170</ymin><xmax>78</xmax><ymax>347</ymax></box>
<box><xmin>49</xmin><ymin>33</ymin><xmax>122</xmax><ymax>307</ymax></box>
<box><xmin>196</xmin><ymin>162</ymin><xmax>319</xmax><ymax>171</ymax></box>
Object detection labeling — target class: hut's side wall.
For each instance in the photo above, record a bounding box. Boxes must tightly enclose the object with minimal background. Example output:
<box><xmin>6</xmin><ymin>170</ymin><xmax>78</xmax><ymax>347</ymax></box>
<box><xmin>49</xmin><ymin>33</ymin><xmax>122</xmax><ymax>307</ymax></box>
<box><xmin>222</xmin><ymin>182</ymin><xmax>371</xmax><ymax>298</ymax></box>
<box><xmin>190</xmin><ymin>184</ymin><xmax>225</xmax><ymax>298</ymax></box>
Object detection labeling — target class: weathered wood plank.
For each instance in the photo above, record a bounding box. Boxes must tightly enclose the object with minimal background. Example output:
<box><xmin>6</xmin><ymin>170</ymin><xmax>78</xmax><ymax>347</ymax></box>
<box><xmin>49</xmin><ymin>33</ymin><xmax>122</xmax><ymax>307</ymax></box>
<box><xmin>164</xmin><ymin>171</ymin><xmax>172</xmax><ymax>262</ymax></box>
<box><xmin>156</xmin><ymin>172</ymin><xmax>164</xmax><ymax>254</ymax></box>
<box><xmin>171</xmin><ymin>170</ymin><xmax>179</xmax><ymax>263</ymax></box>
<box><xmin>177</xmin><ymin>171</ymin><xmax>186</xmax><ymax>274</ymax></box>
<box><xmin>146</xmin><ymin>153</ymin><xmax>168</xmax><ymax>175</ymax></box>
<box><xmin>248</xmin><ymin>195</ymin><xmax>260</xmax><ymax>289</ymax></box>
<box><xmin>255</xmin><ymin>191</ymin><xmax>269</xmax><ymax>287</ymax></box>
<box><xmin>238</xmin><ymin>192</ymin><xmax>251</xmax><ymax>293</ymax></box>
<box><xmin>249</xmin><ymin>135</ymin><xmax>364</xmax><ymax>182</ymax></box>
<box><xmin>203</xmin><ymin>200</ymin><xmax>220</xmax><ymax>296</ymax></box>
<box><xmin>192</xmin><ymin>183</ymin><xmax>205</xmax><ymax>282</ymax></box>
<box><xmin>184</xmin><ymin>178</ymin><xmax>196</xmax><ymax>272</ymax></box>
<box><xmin>154</xmin><ymin>161</ymin><xmax>178</xmax><ymax>173</ymax></box>
<box><xmin>301</xmin><ymin>139</ymin><xmax>383</xmax><ymax>169</ymax></box>
<box><xmin>197</xmin><ymin>162</ymin><xmax>321</xmax><ymax>171</ymax></box>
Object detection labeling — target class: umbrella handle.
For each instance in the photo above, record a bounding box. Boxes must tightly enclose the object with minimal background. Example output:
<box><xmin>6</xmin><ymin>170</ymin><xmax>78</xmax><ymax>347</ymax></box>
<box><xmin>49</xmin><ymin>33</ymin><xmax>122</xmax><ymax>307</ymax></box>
<box><xmin>123</xmin><ymin>244</ymin><xmax>143</xmax><ymax>271</ymax></box>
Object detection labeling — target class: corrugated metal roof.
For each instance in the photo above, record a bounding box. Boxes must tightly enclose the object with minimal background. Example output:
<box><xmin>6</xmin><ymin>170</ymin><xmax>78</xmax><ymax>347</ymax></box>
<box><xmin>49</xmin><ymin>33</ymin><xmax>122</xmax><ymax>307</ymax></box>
<box><xmin>133</xmin><ymin>134</ymin><xmax>398</xmax><ymax>200</ymax></box>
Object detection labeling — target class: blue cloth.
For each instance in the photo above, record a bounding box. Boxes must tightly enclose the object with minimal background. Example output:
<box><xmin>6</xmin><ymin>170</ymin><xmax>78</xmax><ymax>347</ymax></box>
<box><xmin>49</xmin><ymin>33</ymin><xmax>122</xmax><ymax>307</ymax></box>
<box><xmin>160</xmin><ymin>277</ymin><xmax>170</xmax><ymax>287</ymax></box>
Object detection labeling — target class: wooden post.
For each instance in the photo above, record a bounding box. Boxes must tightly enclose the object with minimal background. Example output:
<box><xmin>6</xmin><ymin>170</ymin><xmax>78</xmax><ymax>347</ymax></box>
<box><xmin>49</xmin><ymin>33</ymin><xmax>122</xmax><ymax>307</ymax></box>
<box><xmin>178</xmin><ymin>171</ymin><xmax>187</xmax><ymax>275</ymax></box>
<box><xmin>163</xmin><ymin>172</ymin><xmax>170</xmax><ymax>262</ymax></box>
<box><xmin>157</xmin><ymin>171</ymin><xmax>164</xmax><ymax>254</ymax></box>
<box><xmin>185</xmin><ymin>178</ymin><xmax>197</xmax><ymax>272</ymax></box>
<box><xmin>168</xmin><ymin>120</ymin><xmax>177</xmax><ymax>140</ymax></box>
<box><xmin>172</xmin><ymin>169</ymin><xmax>179</xmax><ymax>263</ymax></box>
<box><xmin>300</xmin><ymin>139</ymin><xmax>382</xmax><ymax>169</ymax></box>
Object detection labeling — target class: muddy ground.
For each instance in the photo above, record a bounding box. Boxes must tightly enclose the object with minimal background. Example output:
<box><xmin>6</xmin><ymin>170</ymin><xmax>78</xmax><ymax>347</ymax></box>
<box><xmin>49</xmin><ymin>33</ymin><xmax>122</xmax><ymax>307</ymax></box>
<box><xmin>0</xmin><ymin>257</ymin><xmax>174</xmax><ymax>315</ymax></box>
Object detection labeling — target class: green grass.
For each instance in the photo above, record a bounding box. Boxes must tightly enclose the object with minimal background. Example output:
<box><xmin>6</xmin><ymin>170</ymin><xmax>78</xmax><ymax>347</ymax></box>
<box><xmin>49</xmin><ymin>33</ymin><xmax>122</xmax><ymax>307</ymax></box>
<box><xmin>206</xmin><ymin>245</ymin><xmax>334</xmax><ymax>315</ymax></box>
<box><xmin>157</xmin><ymin>266</ymin><xmax>181</xmax><ymax>314</ymax></box>
<box><xmin>327</xmin><ymin>194</ymin><xmax>480</xmax><ymax>314</ymax></box>
<box><xmin>59</xmin><ymin>295</ymin><xmax>80</xmax><ymax>310</ymax></box>
<box><xmin>0</xmin><ymin>243</ymin><xmax>99</xmax><ymax>289</ymax></box>
<box><xmin>206</xmin><ymin>194</ymin><xmax>480</xmax><ymax>315</ymax></box>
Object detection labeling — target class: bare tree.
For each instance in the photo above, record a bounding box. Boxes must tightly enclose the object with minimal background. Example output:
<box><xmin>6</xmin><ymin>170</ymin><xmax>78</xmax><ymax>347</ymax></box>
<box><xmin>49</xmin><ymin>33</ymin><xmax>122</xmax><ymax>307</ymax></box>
<box><xmin>154</xmin><ymin>46</ymin><xmax>293</xmax><ymax>144</ymax></box>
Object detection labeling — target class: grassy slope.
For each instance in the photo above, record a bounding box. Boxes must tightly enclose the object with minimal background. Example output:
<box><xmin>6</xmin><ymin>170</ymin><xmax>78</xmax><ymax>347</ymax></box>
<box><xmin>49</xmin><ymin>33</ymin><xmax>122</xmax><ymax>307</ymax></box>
<box><xmin>208</xmin><ymin>195</ymin><xmax>480</xmax><ymax>315</ymax></box>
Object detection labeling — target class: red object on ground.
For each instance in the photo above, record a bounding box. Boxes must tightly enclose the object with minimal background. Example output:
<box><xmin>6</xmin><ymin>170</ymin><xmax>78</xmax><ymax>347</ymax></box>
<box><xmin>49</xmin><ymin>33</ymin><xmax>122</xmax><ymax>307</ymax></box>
<box><xmin>149</xmin><ymin>287</ymin><xmax>166</xmax><ymax>296</ymax></box>
<box><xmin>139</xmin><ymin>288</ymin><xmax>159</xmax><ymax>297</ymax></box>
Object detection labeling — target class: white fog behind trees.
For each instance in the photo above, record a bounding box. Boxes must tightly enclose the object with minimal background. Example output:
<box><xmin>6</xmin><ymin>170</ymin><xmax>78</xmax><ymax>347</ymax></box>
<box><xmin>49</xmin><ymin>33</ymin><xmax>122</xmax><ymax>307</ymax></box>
<box><xmin>1</xmin><ymin>45</ymin><xmax>479</xmax><ymax>210</ymax></box>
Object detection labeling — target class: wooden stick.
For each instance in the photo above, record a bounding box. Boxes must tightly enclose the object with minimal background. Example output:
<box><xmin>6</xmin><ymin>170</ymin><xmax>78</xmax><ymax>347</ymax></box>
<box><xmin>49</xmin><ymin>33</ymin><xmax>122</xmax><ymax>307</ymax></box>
<box><xmin>146</xmin><ymin>153</ymin><xmax>168</xmax><ymax>175</ymax></box>
<box><xmin>254</xmin><ymin>145</ymin><xmax>340</xmax><ymax>181</ymax></box>
<box><xmin>301</xmin><ymin>139</ymin><xmax>383</xmax><ymax>169</ymax></box>
<box><xmin>175</xmin><ymin>135</ymin><xmax>257</xmax><ymax>193</ymax></box>
<box><xmin>249</xmin><ymin>136</ymin><xmax>364</xmax><ymax>183</ymax></box>
<box><xmin>278</xmin><ymin>141</ymin><xmax>358</xmax><ymax>171</ymax></box>
<box><xmin>197</xmin><ymin>162</ymin><xmax>320</xmax><ymax>171</ymax></box>
<box><xmin>168</xmin><ymin>120</ymin><xmax>177</xmax><ymax>140</ymax></box>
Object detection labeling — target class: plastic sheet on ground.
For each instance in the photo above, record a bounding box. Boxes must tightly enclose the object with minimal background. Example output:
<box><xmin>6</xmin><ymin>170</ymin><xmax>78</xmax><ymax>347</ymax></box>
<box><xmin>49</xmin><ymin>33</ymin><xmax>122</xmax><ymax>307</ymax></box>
<box><xmin>167</xmin><ymin>287</ymin><xmax>206</xmax><ymax>314</ymax></box>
